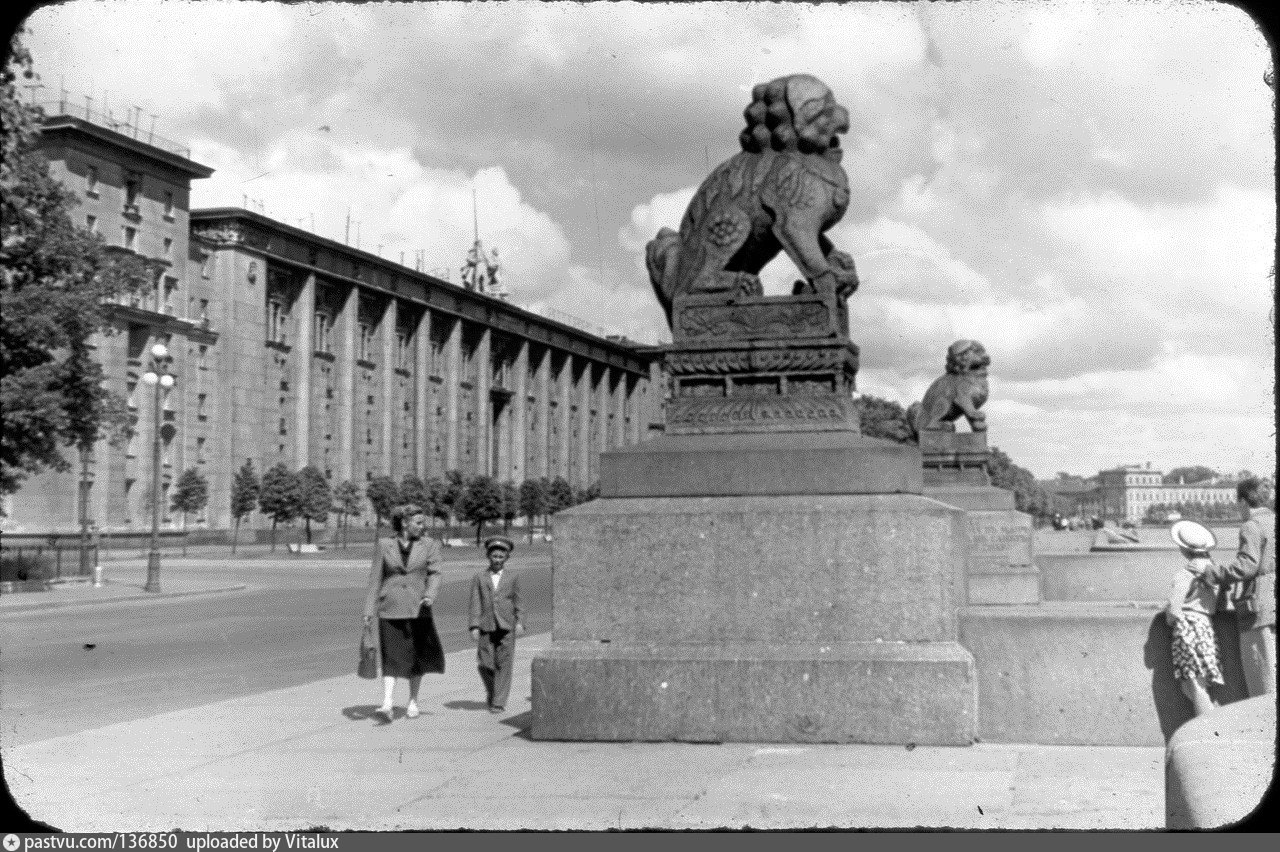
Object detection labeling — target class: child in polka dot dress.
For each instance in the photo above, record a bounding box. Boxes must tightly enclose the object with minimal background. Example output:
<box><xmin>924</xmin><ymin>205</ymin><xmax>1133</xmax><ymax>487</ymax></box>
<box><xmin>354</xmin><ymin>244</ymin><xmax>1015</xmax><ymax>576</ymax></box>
<box><xmin>1165</xmin><ymin>520</ymin><xmax>1223</xmax><ymax>716</ymax></box>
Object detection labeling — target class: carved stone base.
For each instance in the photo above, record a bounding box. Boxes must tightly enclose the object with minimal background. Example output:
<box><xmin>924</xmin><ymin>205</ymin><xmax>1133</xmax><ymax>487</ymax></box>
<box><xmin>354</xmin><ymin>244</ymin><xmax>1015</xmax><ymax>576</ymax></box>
<box><xmin>920</xmin><ymin>430</ymin><xmax>990</xmax><ymax>479</ymax></box>
<box><xmin>664</xmin><ymin>291</ymin><xmax>860</xmax><ymax>435</ymax></box>
<box><xmin>666</xmin><ymin>391</ymin><xmax>858</xmax><ymax>433</ymax></box>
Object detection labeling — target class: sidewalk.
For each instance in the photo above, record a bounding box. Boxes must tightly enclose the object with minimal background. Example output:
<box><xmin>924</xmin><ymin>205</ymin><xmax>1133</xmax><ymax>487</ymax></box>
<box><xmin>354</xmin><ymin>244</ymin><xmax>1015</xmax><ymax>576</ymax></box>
<box><xmin>0</xmin><ymin>573</ymin><xmax>248</xmax><ymax>614</ymax></box>
<box><xmin>5</xmin><ymin>633</ymin><xmax>1166</xmax><ymax>831</ymax></box>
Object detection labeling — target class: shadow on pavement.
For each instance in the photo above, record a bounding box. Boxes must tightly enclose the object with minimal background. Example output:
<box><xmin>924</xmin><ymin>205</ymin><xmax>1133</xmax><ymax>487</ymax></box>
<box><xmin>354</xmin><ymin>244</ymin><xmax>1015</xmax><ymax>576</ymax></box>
<box><xmin>341</xmin><ymin>704</ymin><xmax>395</xmax><ymax>725</ymax></box>
<box><xmin>500</xmin><ymin>710</ymin><xmax>532</xmax><ymax>735</ymax></box>
<box><xmin>443</xmin><ymin>699</ymin><xmax>489</xmax><ymax>711</ymax></box>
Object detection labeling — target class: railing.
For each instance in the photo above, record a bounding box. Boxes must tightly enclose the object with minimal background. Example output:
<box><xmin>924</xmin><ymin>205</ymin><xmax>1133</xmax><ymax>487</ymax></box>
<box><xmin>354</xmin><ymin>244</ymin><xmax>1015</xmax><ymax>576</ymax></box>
<box><xmin>516</xmin><ymin>303</ymin><xmax>667</xmax><ymax>345</ymax></box>
<box><xmin>36</xmin><ymin>98</ymin><xmax>192</xmax><ymax>159</ymax></box>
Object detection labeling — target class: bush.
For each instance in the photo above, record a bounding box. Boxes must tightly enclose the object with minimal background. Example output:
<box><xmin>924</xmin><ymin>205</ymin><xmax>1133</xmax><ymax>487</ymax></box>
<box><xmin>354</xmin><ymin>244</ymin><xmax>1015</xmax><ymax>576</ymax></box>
<box><xmin>0</xmin><ymin>551</ymin><xmax>53</xmax><ymax>582</ymax></box>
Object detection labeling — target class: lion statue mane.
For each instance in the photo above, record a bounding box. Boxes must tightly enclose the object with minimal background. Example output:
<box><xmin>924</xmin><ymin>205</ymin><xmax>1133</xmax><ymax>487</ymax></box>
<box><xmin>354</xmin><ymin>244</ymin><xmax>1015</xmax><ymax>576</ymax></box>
<box><xmin>907</xmin><ymin>340</ymin><xmax>991</xmax><ymax>438</ymax></box>
<box><xmin>646</xmin><ymin>74</ymin><xmax>859</xmax><ymax>326</ymax></box>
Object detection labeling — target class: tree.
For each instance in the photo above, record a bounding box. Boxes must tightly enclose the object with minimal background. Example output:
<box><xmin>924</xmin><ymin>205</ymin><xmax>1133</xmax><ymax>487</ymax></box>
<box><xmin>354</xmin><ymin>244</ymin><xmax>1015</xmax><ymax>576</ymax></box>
<box><xmin>1</xmin><ymin>33</ymin><xmax>151</xmax><ymax>496</ymax></box>
<box><xmin>229</xmin><ymin>459</ymin><xmax>259</xmax><ymax>554</ymax></box>
<box><xmin>425</xmin><ymin>476</ymin><xmax>448</xmax><ymax>528</ymax></box>
<box><xmin>441</xmin><ymin>469</ymin><xmax>467</xmax><ymax>528</ymax></box>
<box><xmin>296</xmin><ymin>466</ymin><xmax>331</xmax><ymax>545</ymax></box>
<box><xmin>989</xmin><ymin>446</ymin><xmax>1054</xmax><ymax>521</ymax></box>
<box><xmin>545</xmin><ymin>476</ymin><xmax>574</xmax><ymax>532</ymax></box>
<box><xmin>170</xmin><ymin>467</ymin><xmax>209</xmax><ymax>556</ymax></box>
<box><xmin>1163</xmin><ymin>466</ymin><xmax>1219</xmax><ymax>485</ymax></box>
<box><xmin>333</xmin><ymin>480</ymin><xmax>361</xmax><ymax>550</ymax></box>
<box><xmin>858</xmin><ymin>395</ymin><xmax>913</xmax><ymax>443</ymax></box>
<box><xmin>258</xmin><ymin>463</ymin><xmax>300</xmax><ymax>552</ymax></box>
<box><xmin>499</xmin><ymin>481</ymin><xmax>520</xmax><ymax>534</ymax></box>
<box><xmin>366</xmin><ymin>475</ymin><xmax>400</xmax><ymax>535</ymax></box>
<box><xmin>458</xmin><ymin>475</ymin><xmax>503</xmax><ymax>545</ymax></box>
<box><xmin>519</xmin><ymin>478</ymin><xmax>548</xmax><ymax>542</ymax></box>
<box><xmin>399</xmin><ymin>473</ymin><xmax>428</xmax><ymax>511</ymax></box>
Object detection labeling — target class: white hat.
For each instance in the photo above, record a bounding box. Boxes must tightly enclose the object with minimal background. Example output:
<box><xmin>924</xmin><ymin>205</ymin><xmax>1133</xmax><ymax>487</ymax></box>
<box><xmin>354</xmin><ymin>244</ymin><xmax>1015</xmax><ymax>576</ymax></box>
<box><xmin>1170</xmin><ymin>520</ymin><xmax>1216</xmax><ymax>552</ymax></box>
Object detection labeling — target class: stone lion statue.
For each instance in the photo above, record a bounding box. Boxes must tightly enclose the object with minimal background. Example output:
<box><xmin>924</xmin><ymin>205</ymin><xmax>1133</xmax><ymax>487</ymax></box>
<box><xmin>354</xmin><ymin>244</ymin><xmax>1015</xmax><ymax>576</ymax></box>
<box><xmin>646</xmin><ymin>74</ymin><xmax>859</xmax><ymax>326</ymax></box>
<box><xmin>907</xmin><ymin>340</ymin><xmax>991</xmax><ymax>437</ymax></box>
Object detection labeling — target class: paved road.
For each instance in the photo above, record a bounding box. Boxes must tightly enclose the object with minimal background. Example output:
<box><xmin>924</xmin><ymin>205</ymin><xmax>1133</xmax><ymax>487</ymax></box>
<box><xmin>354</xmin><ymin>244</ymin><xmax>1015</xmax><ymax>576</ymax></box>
<box><xmin>0</xmin><ymin>560</ymin><xmax>552</xmax><ymax>747</ymax></box>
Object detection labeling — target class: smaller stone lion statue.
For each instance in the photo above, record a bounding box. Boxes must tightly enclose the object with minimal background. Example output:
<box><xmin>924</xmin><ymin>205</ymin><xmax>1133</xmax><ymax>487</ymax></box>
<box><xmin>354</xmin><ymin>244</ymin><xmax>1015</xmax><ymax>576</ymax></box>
<box><xmin>906</xmin><ymin>340</ymin><xmax>990</xmax><ymax>438</ymax></box>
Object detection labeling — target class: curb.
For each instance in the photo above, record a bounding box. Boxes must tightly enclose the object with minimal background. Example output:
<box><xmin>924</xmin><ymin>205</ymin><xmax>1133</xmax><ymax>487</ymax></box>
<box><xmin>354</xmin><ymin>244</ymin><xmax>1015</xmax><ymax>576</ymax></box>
<box><xmin>0</xmin><ymin>584</ymin><xmax>249</xmax><ymax>614</ymax></box>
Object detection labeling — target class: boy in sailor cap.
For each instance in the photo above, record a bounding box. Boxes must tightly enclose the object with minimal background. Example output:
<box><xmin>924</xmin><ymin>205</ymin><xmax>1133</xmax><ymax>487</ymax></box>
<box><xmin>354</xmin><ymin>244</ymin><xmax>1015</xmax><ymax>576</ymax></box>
<box><xmin>469</xmin><ymin>535</ymin><xmax>524</xmax><ymax>713</ymax></box>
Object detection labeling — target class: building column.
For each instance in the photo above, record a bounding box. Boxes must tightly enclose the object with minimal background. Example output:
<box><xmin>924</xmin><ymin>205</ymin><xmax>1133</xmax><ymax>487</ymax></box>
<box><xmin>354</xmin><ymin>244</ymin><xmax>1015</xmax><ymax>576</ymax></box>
<box><xmin>557</xmin><ymin>355</ymin><xmax>572</xmax><ymax>481</ymax></box>
<box><xmin>610</xmin><ymin>367</ymin><xmax>626</xmax><ymax>449</ymax></box>
<box><xmin>443</xmin><ymin>316</ymin><xmax>461</xmax><ymax>473</ymax></box>
<box><xmin>476</xmin><ymin>327</ymin><xmax>492</xmax><ymax>477</ymax></box>
<box><xmin>336</xmin><ymin>286</ymin><xmax>358</xmax><ymax>483</ymax></box>
<box><xmin>380</xmin><ymin>298</ymin><xmax>397</xmax><ymax>477</ymax></box>
<box><xmin>576</xmin><ymin>358</ymin><xmax>592</xmax><ymax>488</ymax></box>
<box><xmin>593</xmin><ymin>364</ymin><xmax>609</xmax><ymax>481</ymax></box>
<box><xmin>414</xmin><ymin>308</ymin><xmax>432</xmax><ymax>477</ymax></box>
<box><xmin>293</xmin><ymin>273</ymin><xmax>315</xmax><ymax>468</ymax></box>
<box><xmin>510</xmin><ymin>341</ymin><xmax>528</xmax><ymax>484</ymax></box>
<box><xmin>535</xmin><ymin>348</ymin><xmax>551</xmax><ymax>478</ymax></box>
<box><xmin>625</xmin><ymin>373</ymin><xmax>641</xmax><ymax>445</ymax></box>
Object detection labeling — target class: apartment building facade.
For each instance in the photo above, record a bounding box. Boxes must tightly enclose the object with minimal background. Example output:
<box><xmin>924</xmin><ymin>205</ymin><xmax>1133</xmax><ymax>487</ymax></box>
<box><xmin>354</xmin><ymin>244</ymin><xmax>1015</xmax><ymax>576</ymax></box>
<box><xmin>2</xmin><ymin>104</ymin><xmax>662</xmax><ymax>535</ymax></box>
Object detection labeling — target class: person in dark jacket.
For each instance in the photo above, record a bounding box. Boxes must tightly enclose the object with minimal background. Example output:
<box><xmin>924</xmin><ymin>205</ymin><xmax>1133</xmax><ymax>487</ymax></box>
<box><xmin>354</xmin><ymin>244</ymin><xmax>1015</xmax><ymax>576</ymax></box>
<box><xmin>468</xmin><ymin>536</ymin><xmax>524</xmax><ymax>713</ymax></box>
<box><xmin>1199</xmin><ymin>477</ymin><xmax>1275</xmax><ymax>697</ymax></box>
<box><xmin>363</xmin><ymin>503</ymin><xmax>445</xmax><ymax>720</ymax></box>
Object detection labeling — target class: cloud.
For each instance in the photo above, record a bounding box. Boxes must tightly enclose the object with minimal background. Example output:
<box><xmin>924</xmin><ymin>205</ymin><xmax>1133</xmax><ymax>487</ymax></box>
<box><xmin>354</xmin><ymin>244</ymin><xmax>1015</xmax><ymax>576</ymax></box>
<box><xmin>20</xmin><ymin>0</ymin><xmax>1274</xmax><ymax>478</ymax></box>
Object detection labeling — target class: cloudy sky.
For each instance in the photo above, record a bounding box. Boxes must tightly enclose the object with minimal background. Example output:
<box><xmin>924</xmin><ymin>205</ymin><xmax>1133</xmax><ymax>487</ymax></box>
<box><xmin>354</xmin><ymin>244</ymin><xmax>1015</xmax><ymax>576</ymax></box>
<box><xmin>18</xmin><ymin>0</ymin><xmax>1276</xmax><ymax>480</ymax></box>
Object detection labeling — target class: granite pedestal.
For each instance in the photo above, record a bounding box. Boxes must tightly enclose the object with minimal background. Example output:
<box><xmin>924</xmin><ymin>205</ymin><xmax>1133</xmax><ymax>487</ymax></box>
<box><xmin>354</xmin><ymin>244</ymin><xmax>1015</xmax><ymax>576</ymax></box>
<box><xmin>924</xmin><ymin>484</ymin><xmax>1040</xmax><ymax>606</ymax></box>
<box><xmin>530</xmin><ymin>434</ymin><xmax>978</xmax><ymax>745</ymax></box>
<box><xmin>921</xmin><ymin>435</ymin><xmax>1040</xmax><ymax>606</ymax></box>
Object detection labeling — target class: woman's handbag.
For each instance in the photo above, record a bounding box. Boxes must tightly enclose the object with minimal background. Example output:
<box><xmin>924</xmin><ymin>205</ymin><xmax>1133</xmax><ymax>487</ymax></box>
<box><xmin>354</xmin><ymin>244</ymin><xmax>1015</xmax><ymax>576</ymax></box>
<box><xmin>358</xmin><ymin>621</ymin><xmax>379</xmax><ymax>679</ymax></box>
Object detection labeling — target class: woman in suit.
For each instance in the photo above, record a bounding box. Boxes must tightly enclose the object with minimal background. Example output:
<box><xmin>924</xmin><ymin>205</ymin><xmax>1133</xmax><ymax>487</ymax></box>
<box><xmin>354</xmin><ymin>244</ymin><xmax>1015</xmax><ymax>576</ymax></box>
<box><xmin>363</xmin><ymin>503</ymin><xmax>445</xmax><ymax>720</ymax></box>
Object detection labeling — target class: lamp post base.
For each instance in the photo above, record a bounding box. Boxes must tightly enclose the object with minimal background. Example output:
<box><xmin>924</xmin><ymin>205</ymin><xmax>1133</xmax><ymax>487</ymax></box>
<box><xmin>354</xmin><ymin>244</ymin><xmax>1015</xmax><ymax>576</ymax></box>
<box><xmin>144</xmin><ymin>550</ymin><xmax>162</xmax><ymax>592</ymax></box>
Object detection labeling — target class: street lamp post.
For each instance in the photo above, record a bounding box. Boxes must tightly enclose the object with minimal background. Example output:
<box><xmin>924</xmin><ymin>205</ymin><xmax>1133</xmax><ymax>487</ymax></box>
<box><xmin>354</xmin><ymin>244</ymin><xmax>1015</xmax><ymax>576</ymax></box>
<box><xmin>141</xmin><ymin>343</ymin><xmax>174</xmax><ymax>593</ymax></box>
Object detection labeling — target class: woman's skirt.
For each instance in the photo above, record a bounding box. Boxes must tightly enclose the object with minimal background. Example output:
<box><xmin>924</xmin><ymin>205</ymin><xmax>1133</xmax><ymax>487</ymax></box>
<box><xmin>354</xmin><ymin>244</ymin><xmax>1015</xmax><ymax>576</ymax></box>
<box><xmin>1171</xmin><ymin>611</ymin><xmax>1224</xmax><ymax>684</ymax></box>
<box><xmin>379</xmin><ymin>607</ymin><xmax>446</xmax><ymax>677</ymax></box>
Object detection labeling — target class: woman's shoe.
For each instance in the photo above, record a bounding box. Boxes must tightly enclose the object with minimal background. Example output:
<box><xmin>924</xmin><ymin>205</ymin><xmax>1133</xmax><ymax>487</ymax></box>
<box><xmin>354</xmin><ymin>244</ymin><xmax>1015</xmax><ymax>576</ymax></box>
<box><xmin>375</xmin><ymin>704</ymin><xmax>394</xmax><ymax>720</ymax></box>
<box><xmin>405</xmin><ymin>702</ymin><xmax>421</xmax><ymax>719</ymax></box>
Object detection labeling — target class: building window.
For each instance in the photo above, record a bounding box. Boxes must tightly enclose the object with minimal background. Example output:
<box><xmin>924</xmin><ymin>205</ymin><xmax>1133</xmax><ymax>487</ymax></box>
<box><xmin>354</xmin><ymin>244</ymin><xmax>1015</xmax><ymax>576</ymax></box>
<box><xmin>124</xmin><ymin>178</ymin><xmax>140</xmax><ymax>212</ymax></box>
<box><xmin>197</xmin><ymin>394</ymin><xmax>207</xmax><ymax>421</ymax></box>
<box><xmin>85</xmin><ymin>214</ymin><xmax>97</xmax><ymax>235</ymax></box>
<box><xmin>163</xmin><ymin>237</ymin><xmax>172</xmax><ymax>257</ymax></box>
<box><xmin>196</xmin><ymin>437</ymin><xmax>206</xmax><ymax>464</ymax></box>
<box><xmin>123</xmin><ymin>226</ymin><xmax>137</xmax><ymax>251</ymax></box>
<box><xmin>201</xmin><ymin>254</ymin><xmax>212</xmax><ymax>279</ymax></box>
<box><xmin>358</xmin><ymin>322</ymin><xmax>374</xmax><ymax>361</ymax></box>
<box><xmin>85</xmin><ymin>165</ymin><xmax>99</xmax><ymax>197</ymax></box>
<box><xmin>162</xmin><ymin>276</ymin><xmax>178</xmax><ymax>315</ymax></box>
<box><xmin>267</xmin><ymin>298</ymin><xmax>289</xmax><ymax>345</ymax></box>
<box><xmin>163</xmin><ymin>191</ymin><xmax>175</xmax><ymax>220</ymax></box>
<box><xmin>279</xmin><ymin>417</ymin><xmax>288</xmax><ymax>436</ymax></box>
<box><xmin>197</xmin><ymin>299</ymin><xmax>209</xmax><ymax>325</ymax></box>
<box><xmin>161</xmin><ymin>432</ymin><xmax>174</xmax><ymax>467</ymax></box>
<box><xmin>314</xmin><ymin>312</ymin><xmax>333</xmax><ymax>354</ymax></box>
